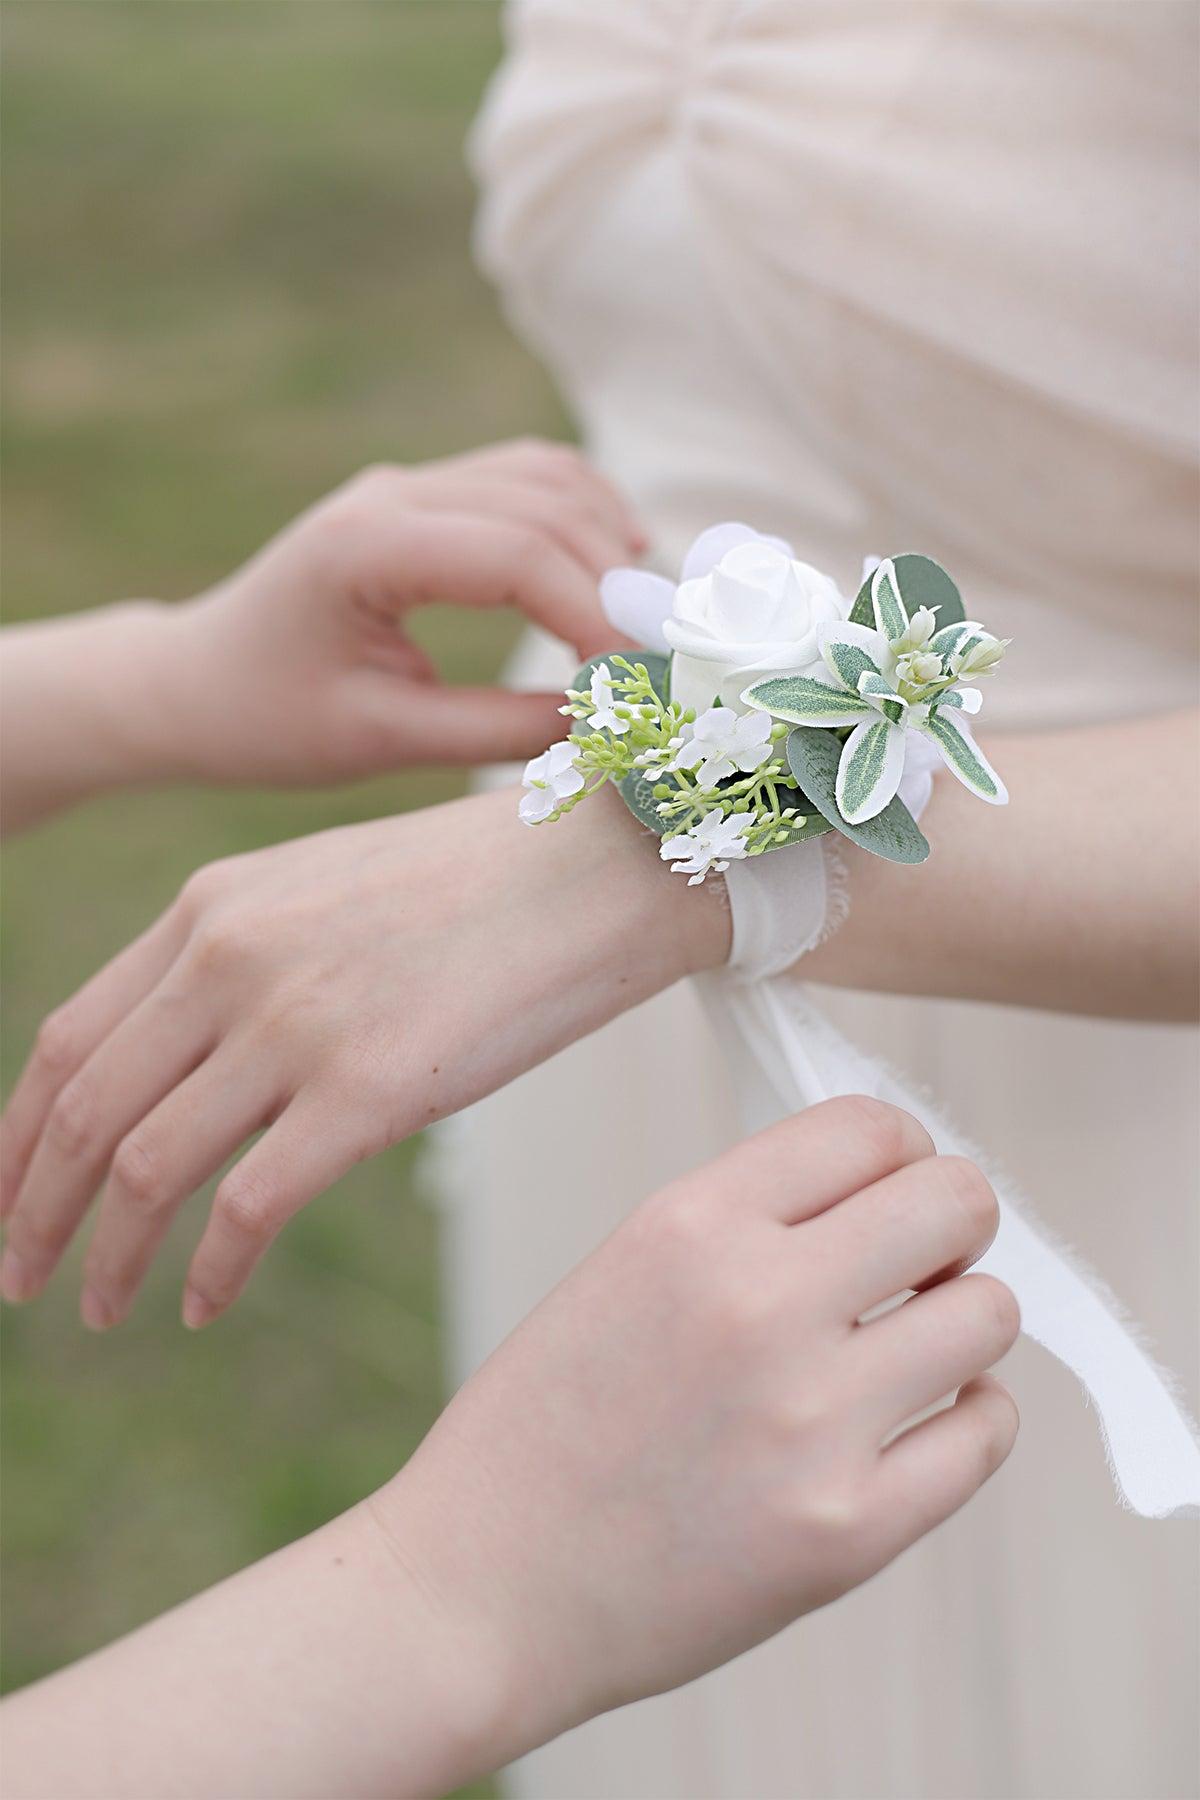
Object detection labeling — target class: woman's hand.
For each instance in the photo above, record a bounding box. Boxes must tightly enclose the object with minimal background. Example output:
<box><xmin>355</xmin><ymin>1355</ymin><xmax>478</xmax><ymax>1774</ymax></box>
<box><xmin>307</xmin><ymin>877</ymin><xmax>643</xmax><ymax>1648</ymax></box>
<box><xmin>383</xmin><ymin>1098</ymin><xmax>1020</xmax><ymax>1782</ymax></box>
<box><xmin>0</xmin><ymin>786</ymin><xmax>729</xmax><ymax>1327</ymax></box>
<box><xmin>167</xmin><ymin>441</ymin><xmax>643</xmax><ymax>780</ymax></box>
<box><xmin>0</xmin><ymin>1101</ymin><xmax>1019</xmax><ymax>1800</ymax></box>
<box><xmin>0</xmin><ymin>439</ymin><xmax>643</xmax><ymax>830</ymax></box>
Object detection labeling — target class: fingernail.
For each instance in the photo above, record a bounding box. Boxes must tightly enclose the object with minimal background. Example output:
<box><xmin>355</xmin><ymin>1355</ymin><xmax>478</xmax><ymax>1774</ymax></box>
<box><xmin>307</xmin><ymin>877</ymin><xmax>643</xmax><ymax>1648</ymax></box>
<box><xmin>182</xmin><ymin>1287</ymin><xmax>215</xmax><ymax>1331</ymax></box>
<box><xmin>80</xmin><ymin>1287</ymin><xmax>112</xmax><ymax>1332</ymax></box>
<box><xmin>0</xmin><ymin>1250</ymin><xmax>32</xmax><ymax>1304</ymax></box>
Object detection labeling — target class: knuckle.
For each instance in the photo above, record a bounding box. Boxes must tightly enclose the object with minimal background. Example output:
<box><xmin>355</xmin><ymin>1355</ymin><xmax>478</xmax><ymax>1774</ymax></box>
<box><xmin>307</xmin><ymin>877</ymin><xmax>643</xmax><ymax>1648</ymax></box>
<box><xmin>761</xmin><ymin>1388</ymin><xmax>834</xmax><ymax>1452</ymax></box>
<box><xmin>178</xmin><ymin>859</ymin><xmax>233</xmax><ymax>917</ymax></box>
<box><xmin>641</xmin><ymin>1184</ymin><xmax>708</xmax><ymax>1261</ymax></box>
<box><xmin>186</xmin><ymin>914</ymin><xmax>244</xmax><ymax>975</ymax></box>
<box><xmin>109</xmin><ymin>1134</ymin><xmax>161</xmax><ymax>1212</ymax></box>
<box><xmin>970</xmin><ymin>1390</ymin><xmax>1020</xmax><ymax>1480</ymax></box>
<box><xmin>34</xmin><ymin>1009</ymin><xmax>78</xmax><ymax>1078</ymax></box>
<box><xmin>215</xmin><ymin>1165</ymin><xmax>280</xmax><ymax>1243</ymax></box>
<box><xmin>7</xmin><ymin>1209</ymin><xmax>63</xmax><ymax>1264</ymax></box>
<box><xmin>827</xmin><ymin>1094</ymin><xmax>927</xmax><ymax>1169</ymax></box>
<box><xmin>793</xmin><ymin>1477</ymin><xmax>868</xmax><ymax>1548</ymax></box>
<box><xmin>934</xmin><ymin>1155</ymin><xmax>999</xmax><ymax>1242</ymax></box>
<box><xmin>710</xmin><ymin>1276</ymin><xmax>778</xmax><ymax>1347</ymax></box>
<box><xmin>524</xmin><ymin>438</ymin><xmax>584</xmax><ymax>483</ymax></box>
<box><xmin>506</xmin><ymin>519</ymin><xmax>555</xmax><ymax>575</ymax></box>
<box><xmin>963</xmin><ymin>1273</ymin><xmax>1021</xmax><ymax>1348</ymax></box>
<box><xmin>46</xmin><ymin>1077</ymin><xmax>93</xmax><ymax>1159</ymax></box>
<box><xmin>350</xmin><ymin>462</ymin><xmax>403</xmax><ymax>502</ymax></box>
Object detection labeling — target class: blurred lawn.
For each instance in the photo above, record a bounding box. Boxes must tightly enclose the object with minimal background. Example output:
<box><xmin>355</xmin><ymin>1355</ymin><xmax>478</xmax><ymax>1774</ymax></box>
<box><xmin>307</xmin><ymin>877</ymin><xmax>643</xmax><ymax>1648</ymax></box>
<box><xmin>1</xmin><ymin>4</ymin><xmax>567</xmax><ymax>1785</ymax></box>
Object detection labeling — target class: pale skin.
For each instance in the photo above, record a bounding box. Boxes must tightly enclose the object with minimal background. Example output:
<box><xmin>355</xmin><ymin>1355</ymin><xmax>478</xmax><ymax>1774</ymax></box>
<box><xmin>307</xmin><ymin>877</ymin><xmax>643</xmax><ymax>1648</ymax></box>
<box><xmin>1</xmin><ymin>711</ymin><xmax>1195</xmax><ymax>1328</ymax></box>
<box><xmin>0</xmin><ymin>438</ymin><xmax>644</xmax><ymax>833</ymax></box>
<box><xmin>0</xmin><ymin>1099</ymin><xmax>1021</xmax><ymax>1800</ymax></box>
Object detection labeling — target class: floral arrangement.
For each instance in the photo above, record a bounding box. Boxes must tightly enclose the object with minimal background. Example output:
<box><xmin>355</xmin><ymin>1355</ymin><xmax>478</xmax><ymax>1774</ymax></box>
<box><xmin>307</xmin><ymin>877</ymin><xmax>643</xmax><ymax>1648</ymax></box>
<box><xmin>519</xmin><ymin>524</ymin><xmax>1009</xmax><ymax>883</ymax></box>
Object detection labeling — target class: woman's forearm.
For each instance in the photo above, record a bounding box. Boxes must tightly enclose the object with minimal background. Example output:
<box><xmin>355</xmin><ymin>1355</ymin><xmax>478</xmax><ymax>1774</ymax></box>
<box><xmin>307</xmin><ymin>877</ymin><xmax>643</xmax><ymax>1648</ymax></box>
<box><xmin>802</xmin><ymin>710</ymin><xmax>1199</xmax><ymax>1021</ymax></box>
<box><xmin>0</xmin><ymin>605</ymin><xmax>195</xmax><ymax>833</ymax></box>
<box><xmin>0</xmin><ymin>1496</ymin><xmax>509</xmax><ymax>1800</ymax></box>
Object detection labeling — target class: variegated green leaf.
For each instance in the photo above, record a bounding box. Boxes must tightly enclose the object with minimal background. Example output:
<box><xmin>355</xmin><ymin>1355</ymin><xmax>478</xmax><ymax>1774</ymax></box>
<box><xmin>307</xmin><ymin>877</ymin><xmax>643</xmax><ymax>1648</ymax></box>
<box><xmin>857</xmin><ymin>671</ymin><xmax>907</xmax><ymax>725</ymax></box>
<box><xmin>928</xmin><ymin>620</ymin><xmax>979</xmax><ymax>660</ymax></box>
<box><xmin>936</xmin><ymin>686</ymin><xmax>982</xmax><ymax>714</ymax></box>
<box><xmin>818</xmin><ymin>621</ymin><xmax>888</xmax><ymax>696</ymax></box>
<box><xmin>835</xmin><ymin>717</ymin><xmax>907</xmax><ymax>825</ymax></box>
<box><xmin>742</xmin><ymin>673</ymin><xmax>873</xmax><ymax>726</ymax></box>
<box><xmin>871</xmin><ymin>559</ymin><xmax>909</xmax><ymax>640</ymax></box>
<box><xmin>785</xmin><ymin>728</ymin><xmax>929</xmax><ymax>863</ymax></box>
<box><xmin>850</xmin><ymin>554</ymin><xmax>967</xmax><ymax>632</ymax></box>
<box><xmin>920</xmin><ymin>710</ymin><xmax>1008</xmax><ymax>804</ymax></box>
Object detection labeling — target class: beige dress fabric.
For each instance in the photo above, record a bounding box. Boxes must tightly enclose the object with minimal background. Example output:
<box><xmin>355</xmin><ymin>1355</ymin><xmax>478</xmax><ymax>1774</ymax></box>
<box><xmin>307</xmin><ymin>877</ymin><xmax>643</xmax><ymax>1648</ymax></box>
<box><xmin>436</xmin><ymin>4</ymin><xmax>1200</xmax><ymax>1795</ymax></box>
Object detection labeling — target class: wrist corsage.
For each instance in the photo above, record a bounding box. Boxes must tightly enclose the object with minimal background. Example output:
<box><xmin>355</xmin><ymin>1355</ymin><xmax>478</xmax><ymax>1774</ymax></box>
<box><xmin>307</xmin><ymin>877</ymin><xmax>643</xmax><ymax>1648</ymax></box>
<box><xmin>519</xmin><ymin>524</ymin><xmax>1009</xmax><ymax>882</ymax></box>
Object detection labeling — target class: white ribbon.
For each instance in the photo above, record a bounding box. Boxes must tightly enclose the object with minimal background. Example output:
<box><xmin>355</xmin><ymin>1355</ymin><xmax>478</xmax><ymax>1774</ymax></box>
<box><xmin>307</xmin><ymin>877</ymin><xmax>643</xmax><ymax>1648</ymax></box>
<box><xmin>715</xmin><ymin>851</ymin><xmax>1200</xmax><ymax>1521</ymax></box>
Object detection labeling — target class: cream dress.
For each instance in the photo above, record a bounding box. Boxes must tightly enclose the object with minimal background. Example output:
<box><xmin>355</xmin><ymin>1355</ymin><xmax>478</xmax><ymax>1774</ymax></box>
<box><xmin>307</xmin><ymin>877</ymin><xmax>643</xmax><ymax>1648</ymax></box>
<box><xmin>435</xmin><ymin>4</ymin><xmax>1200</xmax><ymax>1796</ymax></box>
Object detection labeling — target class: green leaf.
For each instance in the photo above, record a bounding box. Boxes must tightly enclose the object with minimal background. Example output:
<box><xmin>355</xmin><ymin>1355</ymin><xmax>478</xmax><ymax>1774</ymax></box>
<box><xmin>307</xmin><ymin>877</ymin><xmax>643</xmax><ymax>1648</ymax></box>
<box><xmin>821</xmin><ymin>631</ymin><xmax>885</xmax><ymax>695</ymax></box>
<box><xmin>785</xmin><ymin>728</ymin><xmax>930</xmax><ymax>863</ymax></box>
<box><xmin>870</xmin><ymin>560</ymin><xmax>908</xmax><ymax>640</ymax></box>
<box><xmin>857</xmin><ymin>671</ymin><xmax>906</xmax><ymax>724</ymax></box>
<box><xmin>919</xmin><ymin>711</ymin><xmax>1008</xmax><ymax>805</ymax></box>
<box><xmin>616</xmin><ymin>772</ymin><xmax>831</xmax><ymax>848</ymax></box>
<box><xmin>929</xmin><ymin>620</ymin><xmax>973</xmax><ymax>659</ymax></box>
<box><xmin>617</xmin><ymin>769</ymin><xmax>673</xmax><ymax>835</ymax></box>
<box><xmin>849</xmin><ymin>554</ymin><xmax>966</xmax><ymax>632</ymax></box>
<box><xmin>572</xmin><ymin>650</ymin><xmax>671</xmax><ymax>706</ymax></box>
<box><xmin>835</xmin><ymin>717</ymin><xmax>906</xmax><ymax>824</ymax></box>
<box><xmin>743</xmin><ymin>673</ymin><xmax>873</xmax><ymax>726</ymax></box>
<box><xmin>760</xmin><ymin>810</ymin><xmax>835</xmax><ymax>849</ymax></box>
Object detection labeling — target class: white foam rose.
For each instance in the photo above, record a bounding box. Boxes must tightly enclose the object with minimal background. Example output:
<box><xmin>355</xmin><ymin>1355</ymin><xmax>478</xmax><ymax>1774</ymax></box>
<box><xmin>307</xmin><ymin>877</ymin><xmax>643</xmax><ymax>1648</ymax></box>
<box><xmin>660</xmin><ymin>528</ymin><xmax>847</xmax><ymax>716</ymax></box>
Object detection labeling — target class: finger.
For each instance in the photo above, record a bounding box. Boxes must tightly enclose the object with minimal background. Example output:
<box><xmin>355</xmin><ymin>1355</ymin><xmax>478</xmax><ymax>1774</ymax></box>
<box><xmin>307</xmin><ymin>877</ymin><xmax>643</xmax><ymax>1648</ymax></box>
<box><xmin>851</xmin><ymin>1273</ymin><xmax>1021</xmax><ymax>1431</ymax></box>
<box><xmin>79</xmin><ymin>1048</ymin><xmax>282</xmax><ymax>1330</ymax></box>
<box><xmin>865</xmin><ymin>1375</ymin><xmax>1019</xmax><ymax>1566</ymax></box>
<box><xmin>352</xmin><ymin>674</ymin><xmax>566</xmax><ymax>766</ymax></box>
<box><xmin>360</xmin><ymin>510</ymin><xmax>615</xmax><ymax>657</ymax></box>
<box><xmin>692</xmin><ymin>1097</ymin><xmax>935</xmax><ymax>1226</ymax></box>
<box><xmin>806</xmin><ymin>1154</ymin><xmax>999</xmax><ymax>1316</ymax></box>
<box><xmin>418</xmin><ymin>441</ymin><xmax>647</xmax><ymax>549</ymax></box>
<box><xmin>0</xmin><ymin>981</ymin><xmax>212</xmax><ymax>1304</ymax></box>
<box><xmin>407</xmin><ymin>475</ymin><xmax>633</xmax><ymax>579</ymax></box>
<box><xmin>0</xmin><ymin>910</ymin><xmax>185</xmax><ymax>1214</ymax></box>
<box><xmin>182</xmin><ymin>1089</ymin><xmax>376</xmax><ymax>1327</ymax></box>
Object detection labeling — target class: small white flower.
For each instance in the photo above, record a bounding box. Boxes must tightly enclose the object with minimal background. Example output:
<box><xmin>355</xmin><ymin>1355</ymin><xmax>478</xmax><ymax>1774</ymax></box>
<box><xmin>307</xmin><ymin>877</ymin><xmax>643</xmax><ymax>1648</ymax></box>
<box><xmin>586</xmin><ymin>662</ymin><xmax>630</xmax><ymax>734</ymax></box>
<box><xmin>660</xmin><ymin>808</ymin><xmax>751</xmax><ymax>885</ymax></box>
<box><xmin>950</xmin><ymin>633</ymin><xmax>1009</xmax><ymax>681</ymax></box>
<box><xmin>518</xmin><ymin>740</ymin><xmax>585</xmax><ymax>824</ymax></box>
<box><xmin>665</xmin><ymin>706</ymin><xmax>775</xmax><ymax>787</ymax></box>
<box><xmin>633</xmin><ymin>738</ymin><xmax>678</xmax><ymax>775</ymax></box>
<box><xmin>894</xmin><ymin>649</ymin><xmax>945</xmax><ymax>690</ymax></box>
<box><xmin>889</xmin><ymin>605</ymin><xmax>939</xmax><ymax>656</ymax></box>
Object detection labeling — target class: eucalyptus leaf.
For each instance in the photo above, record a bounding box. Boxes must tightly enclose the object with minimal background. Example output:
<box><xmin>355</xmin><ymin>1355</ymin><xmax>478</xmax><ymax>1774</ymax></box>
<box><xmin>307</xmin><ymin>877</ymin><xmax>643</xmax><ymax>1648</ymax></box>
<box><xmin>762</xmin><ymin>810</ymin><xmax>835</xmax><ymax>849</ymax></box>
<box><xmin>785</xmin><ymin>727</ymin><xmax>930</xmax><ymax>863</ymax></box>
<box><xmin>849</xmin><ymin>554</ymin><xmax>966</xmax><ymax>633</ymax></box>
<box><xmin>618</xmin><ymin>770</ymin><xmax>673</xmax><ymax>836</ymax></box>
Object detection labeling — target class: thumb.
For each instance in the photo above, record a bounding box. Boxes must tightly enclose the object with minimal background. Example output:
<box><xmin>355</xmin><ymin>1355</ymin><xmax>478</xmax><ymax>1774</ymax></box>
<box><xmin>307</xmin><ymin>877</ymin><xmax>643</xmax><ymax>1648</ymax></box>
<box><xmin>357</xmin><ymin>677</ymin><xmax>569</xmax><ymax>768</ymax></box>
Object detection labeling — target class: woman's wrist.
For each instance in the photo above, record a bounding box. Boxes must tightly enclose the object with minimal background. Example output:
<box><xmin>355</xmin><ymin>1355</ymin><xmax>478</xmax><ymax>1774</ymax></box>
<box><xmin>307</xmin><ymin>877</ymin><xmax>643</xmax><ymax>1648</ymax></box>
<box><xmin>352</xmin><ymin>1476</ymin><xmax>546</xmax><ymax>1794</ymax></box>
<box><xmin>546</xmin><ymin>781</ymin><xmax>732</xmax><ymax>984</ymax></box>
<box><xmin>1</xmin><ymin>600</ymin><xmax>209</xmax><ymax>828</ymax></box>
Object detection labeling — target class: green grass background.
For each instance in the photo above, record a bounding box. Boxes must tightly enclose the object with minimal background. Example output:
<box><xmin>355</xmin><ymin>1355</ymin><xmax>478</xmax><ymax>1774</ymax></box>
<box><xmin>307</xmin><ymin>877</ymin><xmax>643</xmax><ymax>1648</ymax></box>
<box><xmin>0</xmin><ymin>5</ymin><xmax>567</xmax><ymax>1785</ymax></box>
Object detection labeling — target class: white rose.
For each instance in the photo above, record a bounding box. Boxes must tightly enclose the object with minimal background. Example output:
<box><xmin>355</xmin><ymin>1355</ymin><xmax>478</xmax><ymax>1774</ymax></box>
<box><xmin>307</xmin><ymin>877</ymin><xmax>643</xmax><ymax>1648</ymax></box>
<box><xmin>660</xmin><ymin>527</ymin><xmax>847</xmax><ymax>716</ymax></box>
